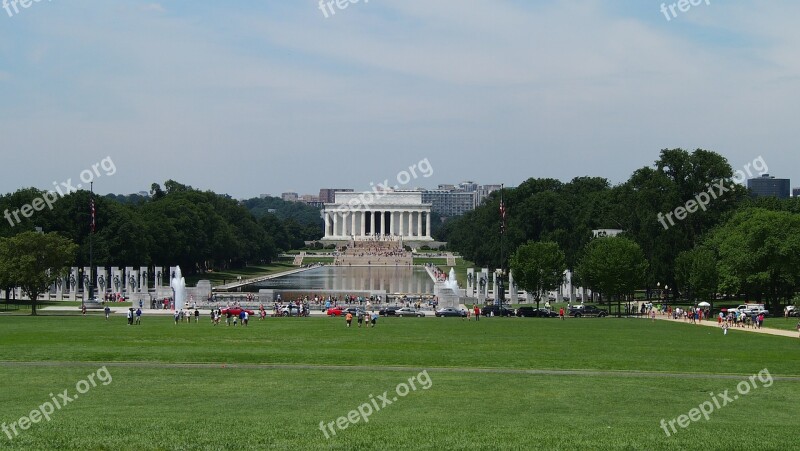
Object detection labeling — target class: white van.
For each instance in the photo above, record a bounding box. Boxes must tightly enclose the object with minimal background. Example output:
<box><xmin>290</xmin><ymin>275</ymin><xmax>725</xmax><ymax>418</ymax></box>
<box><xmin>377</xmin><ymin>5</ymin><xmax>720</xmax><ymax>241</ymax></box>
<box><xmin>732</xmin><ymin>304</ymin><xmax>768</xmax><ymax>315</ymax></box>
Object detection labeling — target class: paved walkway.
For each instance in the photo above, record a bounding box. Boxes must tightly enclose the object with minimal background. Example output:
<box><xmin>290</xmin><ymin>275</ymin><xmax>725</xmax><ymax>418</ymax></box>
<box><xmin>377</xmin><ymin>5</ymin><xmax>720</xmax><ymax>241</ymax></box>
<box><xmin>650</xmin><ymin>314</ymin><xmax>799</xmax><ymax>339</ymax></box>
<box><xmin>214</xmin><ymin>265</ymin><xmax>319</xmax><ymax>291</ymax></box>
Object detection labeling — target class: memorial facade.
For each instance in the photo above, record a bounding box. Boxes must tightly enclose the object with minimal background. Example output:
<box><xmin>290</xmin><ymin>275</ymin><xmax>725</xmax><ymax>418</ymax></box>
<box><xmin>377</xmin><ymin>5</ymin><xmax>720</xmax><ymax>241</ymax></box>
<box><xmin>321</xmin><ymin>191</ymin><xmax>433</xmax><ymax>241</ymax></box>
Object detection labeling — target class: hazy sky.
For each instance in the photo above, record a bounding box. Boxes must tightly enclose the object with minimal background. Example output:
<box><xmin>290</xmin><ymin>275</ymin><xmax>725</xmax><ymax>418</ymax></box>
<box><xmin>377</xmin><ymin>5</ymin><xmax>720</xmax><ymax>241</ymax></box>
<box><xmin>1</xmin><ymin>0</ymin><xmax>798</xmax><ymax>199</ymax></box>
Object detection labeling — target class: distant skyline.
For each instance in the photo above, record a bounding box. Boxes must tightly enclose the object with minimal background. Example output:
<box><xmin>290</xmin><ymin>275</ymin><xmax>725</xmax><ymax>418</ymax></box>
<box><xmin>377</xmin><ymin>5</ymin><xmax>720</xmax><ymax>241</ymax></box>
<box><xmin>2</xmin><ymin>1</ymin><xmax>799</xmax><ymax>199</ymax></box>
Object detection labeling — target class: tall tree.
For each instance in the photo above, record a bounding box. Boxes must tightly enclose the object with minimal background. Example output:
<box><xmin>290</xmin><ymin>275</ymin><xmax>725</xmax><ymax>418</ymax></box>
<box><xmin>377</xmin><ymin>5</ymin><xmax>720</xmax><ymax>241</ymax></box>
<box><xmin>707</xmin><ymin>208</ymin><xmax>800</xmax><ymax>312</ymax></box>
<box><xmin>509</xmin><ymin>241</ymin><xmax>567</xmax><ymax>309</ymax></box>
<box><xmin>0</xmin><ymin>232</ymin><xmax>77</xmax><ymax>315</ymax></box>
<box><xmin>576</xmin><ymin>236</ymin><xmax>648</xmax><ymax>313</ymax></box>
<box><xmin>674</xmin><ymin>247</ymin><xmax>719</xmax><ymax>307</ymax></box>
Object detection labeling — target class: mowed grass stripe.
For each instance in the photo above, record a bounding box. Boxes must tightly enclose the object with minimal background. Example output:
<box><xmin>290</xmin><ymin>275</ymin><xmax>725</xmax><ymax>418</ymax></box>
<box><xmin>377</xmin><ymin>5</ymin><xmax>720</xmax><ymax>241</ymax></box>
<box><xmin>2</xmin><ymin>360</ymin><xmax>800</xmax><ymax>381</ymax></box>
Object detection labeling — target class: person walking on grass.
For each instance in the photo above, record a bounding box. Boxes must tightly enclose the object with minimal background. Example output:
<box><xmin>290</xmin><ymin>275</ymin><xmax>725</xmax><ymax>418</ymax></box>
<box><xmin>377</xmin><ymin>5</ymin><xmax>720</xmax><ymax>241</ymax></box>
<box><xmin>559</xmin><ymin>307</ymin><xmax>565</xmax><ymax>320</ymax></box>
<box><xmin>135</xmin><ymin>308</ymin><xmax>141</xmax><ymax>325</ymax></box>
<box><xmin>345</xmin><ymin>312</ymin><xmax>353</xmax><ymax>328</ymax></box>
<box><xmin>357</xmin><ymin>310</ymin><xmax>364</xmax><ymax>328</ymax></box>
<box><xmin>104</xmin><ymin>305</ymin><xmax>111</xmax><ymax>320</ymax></box>
<box><xmin>371</xmin><ymin>311</ymin><xmax>378</xmax><ymax>328</ymax></box>
<box><xmin>796</xmin><ymin>320</ymin><xmax>800</xmax><ymax>338</ymax></box>
<box><xmin>473</xmin><ymin>305</ymin><xmax>480</xmax><ymax>321</ymax></box>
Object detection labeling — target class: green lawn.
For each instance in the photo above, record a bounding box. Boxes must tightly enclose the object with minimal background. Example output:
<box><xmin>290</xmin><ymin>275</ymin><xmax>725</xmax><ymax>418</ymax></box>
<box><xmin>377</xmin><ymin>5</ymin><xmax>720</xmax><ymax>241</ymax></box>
<box><xmin>0</xmin><ymin>316</ymin><xmax>798</xmax><ymax>449</ymax></box>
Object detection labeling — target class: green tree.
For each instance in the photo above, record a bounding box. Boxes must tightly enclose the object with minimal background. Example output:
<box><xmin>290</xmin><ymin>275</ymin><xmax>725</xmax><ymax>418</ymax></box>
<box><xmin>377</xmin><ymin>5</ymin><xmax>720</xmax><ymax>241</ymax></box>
<box><xmin>576</xmin><ymin>236</ymin><xmax>648</xmax><ymax>313</ymax></box>
<box><xmin>509</xmin><ymin>241</ymin><xmax>567</xmax><ymax>309</ymax></box>
<box><xmin>707</xmin><ymin>208</ymin><xmax>800</xmax><ymax>312</ymax></box>
<box><xmin>0</xmin><ymin>232</ymin><xmax>77</xmax><ymax>315</ymax></box>
<box><xmin>674</xmin><ymin>247</ymin><xmax>718</xmax><ymax>307</ymax></box>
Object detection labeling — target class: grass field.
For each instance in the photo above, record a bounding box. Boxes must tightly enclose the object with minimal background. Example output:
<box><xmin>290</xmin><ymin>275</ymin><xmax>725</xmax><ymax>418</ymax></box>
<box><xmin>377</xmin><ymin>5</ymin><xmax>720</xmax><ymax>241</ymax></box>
<box><xmin>1</xmin><ymin>315</ymin><xmax>798</xmax><ymax>450</ymax></box>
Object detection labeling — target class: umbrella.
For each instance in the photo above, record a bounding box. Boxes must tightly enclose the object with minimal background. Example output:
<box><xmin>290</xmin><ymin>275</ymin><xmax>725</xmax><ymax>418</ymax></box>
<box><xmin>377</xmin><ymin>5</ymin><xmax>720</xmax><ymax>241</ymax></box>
<box><xmin>697</xmin><ymin>301</ymin><xmax>711</xmax><ymax>307</ymax></box>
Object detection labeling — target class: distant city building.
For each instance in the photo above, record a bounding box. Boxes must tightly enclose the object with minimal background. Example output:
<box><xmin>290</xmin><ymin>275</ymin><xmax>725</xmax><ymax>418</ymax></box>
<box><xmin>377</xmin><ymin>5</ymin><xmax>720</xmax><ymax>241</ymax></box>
<box><xmin>281</xmin><ymin>192</ymin><xmax>299</xmax><ymax>202</ymax></box>
<box><xmin>747</xmin><ymin>174</ymin><xmax>790</xmax><ymax>199</ymax></box>
<box><xmin>319</xmin><ymin>188</ymin><xmax>354</xmax><ymax>204</ymax></box>
<box><xmin>476</xmin><ymin>184</ymin><xmax>502</xmax><ymax>205</ymax></box>
<box><xmin>793</xmin><ymin>188</ymin><xmax>800</xmax><ymax>198</ymax></box>
<box><xmin>422</xmin><ymin>190</ymin><xmax>477</xmax><ymax>217</ymax></box>
<box><xmin>592</xmin><ymin>229</ymin><xmax>624</xmax><ymax>238</ymax></box>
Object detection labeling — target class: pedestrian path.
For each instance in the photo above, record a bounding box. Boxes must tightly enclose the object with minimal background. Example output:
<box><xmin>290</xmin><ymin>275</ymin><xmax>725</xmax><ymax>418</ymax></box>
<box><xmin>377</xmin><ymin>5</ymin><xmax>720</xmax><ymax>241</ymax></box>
<box><xmin>651</xmin><ymin>315</ymin><xmax>798</xmax><ymax>339</ymax></box>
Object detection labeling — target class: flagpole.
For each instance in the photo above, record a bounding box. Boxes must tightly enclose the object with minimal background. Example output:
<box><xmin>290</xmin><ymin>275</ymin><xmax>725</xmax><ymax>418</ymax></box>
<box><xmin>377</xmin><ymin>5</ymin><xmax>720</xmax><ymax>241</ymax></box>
<box><xmin>89</xmin><ymin>182</ymin><xmax>94</xmax><ymax>302</ymax></box>
<box><xmin>499</xmin><ymin>184</ymin><xmax>505</xmax><ymax>307</ymax></box>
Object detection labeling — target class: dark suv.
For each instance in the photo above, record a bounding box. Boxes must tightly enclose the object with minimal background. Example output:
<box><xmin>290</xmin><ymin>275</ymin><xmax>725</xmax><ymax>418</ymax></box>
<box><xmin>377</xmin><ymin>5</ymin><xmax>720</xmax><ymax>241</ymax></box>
<box><xmin>569</xmin><ymin>305</ymin><xmax>607</xmax><ymax>318</ymax></box>
<box><xmin>481</xmin><ymin>305</ymin><xmax>515</xmax><ymax>317</ymax></box>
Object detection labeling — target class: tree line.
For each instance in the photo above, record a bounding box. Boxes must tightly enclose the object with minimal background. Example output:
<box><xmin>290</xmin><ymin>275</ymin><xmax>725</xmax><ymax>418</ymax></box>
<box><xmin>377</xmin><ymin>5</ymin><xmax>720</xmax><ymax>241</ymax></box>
<box><xmin>0</xmin><ymin>180</ymin><xmax>323</xmax><ymax>275</ymax></box>
<box><xmin>444</xmin><ymin>149</ymin><xmax>800</xmax><ymax>312</ymax></box>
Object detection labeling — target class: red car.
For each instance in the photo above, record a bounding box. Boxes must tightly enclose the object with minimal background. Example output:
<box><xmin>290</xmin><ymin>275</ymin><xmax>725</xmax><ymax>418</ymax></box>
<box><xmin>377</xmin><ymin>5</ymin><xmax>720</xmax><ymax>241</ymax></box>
<box><xmin>326</xmin><ymin>307</ymin><xmax>344</xmax><ymax>316</ymax></box>
<box><xmin>221</xmin><ymin>308</ymin><xmax>255</xmax><ymax>316</ymax></box>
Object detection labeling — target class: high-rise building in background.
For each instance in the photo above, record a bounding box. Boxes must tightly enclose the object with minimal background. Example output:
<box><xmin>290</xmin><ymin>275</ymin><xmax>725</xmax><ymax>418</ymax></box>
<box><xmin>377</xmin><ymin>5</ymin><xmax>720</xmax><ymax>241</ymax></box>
<box><xmin>793</xmin><ymin>187</ymin><xmax>800</xmax><ymax>198</ymax></box>
<box><xmin>747</xmin><ymin>174</ymin><xmax>790</xmax><ymax>199</ymax></box>
<box><xmin>281</xmin><ymin>192</ymin><xmax>299</xmax><ymax>202</ymax></box>
<box><xmin>421</xmin><ymin>190</ymin><xmax>477</xmax><ymax>218</ymax></box>
<box><xmin>319</xmin><ymin>188</ymin><xmax>354</xmax><ymax>203</ymax></box>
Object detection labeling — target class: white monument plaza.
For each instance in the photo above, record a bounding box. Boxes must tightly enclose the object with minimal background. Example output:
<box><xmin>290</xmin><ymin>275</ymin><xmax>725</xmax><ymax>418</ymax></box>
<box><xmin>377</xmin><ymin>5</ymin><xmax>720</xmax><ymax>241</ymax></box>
<box><xmin>322</xmin><ymin>190</ymin><xmax>433</xmax><ymax>242</ymax></box>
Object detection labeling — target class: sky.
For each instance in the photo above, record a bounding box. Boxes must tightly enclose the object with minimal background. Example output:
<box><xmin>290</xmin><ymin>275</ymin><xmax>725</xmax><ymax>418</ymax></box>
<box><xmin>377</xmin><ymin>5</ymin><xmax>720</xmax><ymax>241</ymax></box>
<box><xmin>1</xmin><ymin>0</ymin><xmax>798</xmax><ymax>199</ymax></box>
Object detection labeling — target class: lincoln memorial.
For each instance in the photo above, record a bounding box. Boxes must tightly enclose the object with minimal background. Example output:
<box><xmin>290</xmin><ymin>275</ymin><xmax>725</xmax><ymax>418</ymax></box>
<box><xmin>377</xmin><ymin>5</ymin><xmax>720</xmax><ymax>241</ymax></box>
<box><xmin>321</xmin><ymin>191</ymin><xmax>433</xmax><ymax>241</ymax></box>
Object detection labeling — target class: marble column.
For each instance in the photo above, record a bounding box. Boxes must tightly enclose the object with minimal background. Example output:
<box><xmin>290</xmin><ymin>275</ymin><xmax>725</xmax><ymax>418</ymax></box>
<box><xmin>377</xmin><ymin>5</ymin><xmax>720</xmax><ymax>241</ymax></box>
<box><xmin>417</xmin><ymin>211</ymin><xmax>422</xmax><ymax>238</ymax></box>
<box><xmin>372</xmin><ymin>210</ymin><xmax>378</xmax><ymax>237</ymax></box>
<box><xmin>324</xmin><ymin>212</ymin><xmax>330</xmax><ymax>237</ymax></box>
<box><xmin>426</xmin><ymin>212</ymin><xmax>431</xmax><ymax>238</ymax></box>
<box><xmin>361</xmin><ymin>211</ymin><xmax>366</xmax><ymax>237</ymax></box>
<box><xmin>333</xmin><ymin>212</ymin><xmax>338</xmax><ymax>238</ymax></box>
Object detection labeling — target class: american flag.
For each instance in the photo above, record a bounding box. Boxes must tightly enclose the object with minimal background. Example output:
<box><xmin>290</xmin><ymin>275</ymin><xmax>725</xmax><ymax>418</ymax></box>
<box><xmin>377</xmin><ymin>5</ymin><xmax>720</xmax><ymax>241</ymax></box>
<box><xmin>90</xmin><ymin>198</ymin><xmax>96</xmax><ymax>233</ymax></box>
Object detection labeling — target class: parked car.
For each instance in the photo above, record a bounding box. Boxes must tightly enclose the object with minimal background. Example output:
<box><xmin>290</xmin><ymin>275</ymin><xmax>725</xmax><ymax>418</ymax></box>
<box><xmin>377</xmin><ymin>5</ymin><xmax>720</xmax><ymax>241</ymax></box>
<box><xmin>481</xmin><ymin>305</ymin><xmax>515</xmax><ymax>317</ymax></box>
<box><xmin>280</xmin><ymin>304</ymin><xmax>305</xmax><ymax>316</ymax></box>
<box><xmin>343</xmin><ymin>307</ymin><xmax>364</xmax><ymax>317</ymax></box>
<box><xmin>379</xmin><ymin>306</ymin><xmax>400</xmax><ymax>316</ymax></box>
<box><xmin>326</xmin><ymin>307</ymin><xmax>344</xmax><ymax>316</ymax></box>
<box><xmin>220</xmin><ymin>307</ymin><xmax>255</xmax><ymax>316</ymax></box>
<box><xmin>516</xmin><ymin>307</ymin><xmax>558</xmax><ymax>318</ymax></box>
<box><xmin>395</xmin><ymin>307</ymin><xmax>425</xmax><ymax>317</ymax></box>
<box><xmin>569</xmin><ymin>305</ymin><xmax>607</xmax><ymax>318</ymax></box>
<box><xmin>435</xmin><ymin>307</ymin><xmax>466</xmax><ymax>317</ymax></box>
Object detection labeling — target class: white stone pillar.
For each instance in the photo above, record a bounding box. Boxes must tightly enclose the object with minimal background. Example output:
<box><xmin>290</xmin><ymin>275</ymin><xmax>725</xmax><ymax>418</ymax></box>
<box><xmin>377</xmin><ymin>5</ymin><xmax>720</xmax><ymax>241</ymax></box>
<box><xmin>333</xmin><ymin>212</ymin><xmax>339</xmax><ymax>237</ymax></box>
<box><xmin>417</xmin><ymin>211</ymin><xmax>422</xmax><ymax>238</ymax></box>
<box><xmin>397</xmin><ymin>211</ymin><xmax>404</xmax><ymax>236</ymax></box>
<box><xmin>372</xmin><ymin>211</ymin><xmax>378</xmax><ymax>237</ymax></box>
<box><xmin>426</xmin><ymin>212</ymin><xmax>431</xmax><ymax>238</ymax></box>
<box><xmin>351</xmin><ymin>212</ymin><xmax>356</xmax><ymax>237</ymax></box>
<box><xmin>360</xmin><ymin>211</ymin><xmax>366</xmax><ymax>237</ymax></box>
<box><xmin>408</xmin><ymin>211</ymin><xmax>414</xmax><ymax>237</ymax></box>
<box><xmin>324</xmin><ymin>211</ymin><xmax>330</xmax><ymax>238</ymax></box>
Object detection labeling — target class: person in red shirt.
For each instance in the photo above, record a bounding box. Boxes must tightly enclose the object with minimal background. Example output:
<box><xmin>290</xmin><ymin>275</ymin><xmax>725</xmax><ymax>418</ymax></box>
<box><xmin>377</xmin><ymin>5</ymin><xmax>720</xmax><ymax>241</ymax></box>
<box><xmin>559</xmin><ymin>307</ymin><xmax>565</xmax><ymax>320</ymax></box>
<box><xmin>473</xmin><ymin>305</ymin><xmax>480</xmax><ymax>321</ymax></box>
